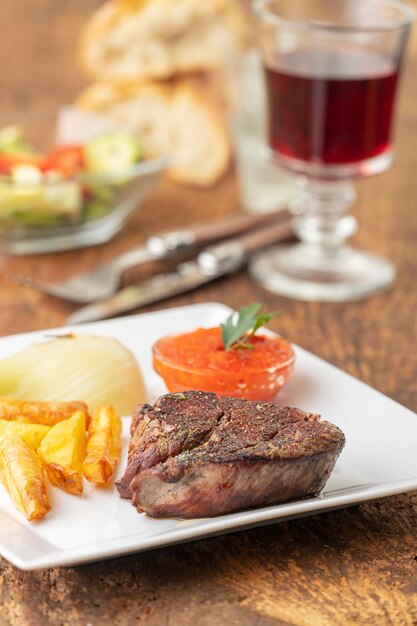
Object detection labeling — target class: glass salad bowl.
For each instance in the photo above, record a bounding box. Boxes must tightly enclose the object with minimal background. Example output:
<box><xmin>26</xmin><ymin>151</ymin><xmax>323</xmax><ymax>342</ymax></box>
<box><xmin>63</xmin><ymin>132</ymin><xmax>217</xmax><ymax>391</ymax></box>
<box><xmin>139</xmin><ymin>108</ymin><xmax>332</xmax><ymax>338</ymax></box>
<box><xmin>0</xmin><ymin>123</ymin><xmax>170</xmax><ymax>254</ymax></box>
<box><xmin>0</xmin><ymin>157</ymin><xmax>169</xmax><ymax>255</ymax></box>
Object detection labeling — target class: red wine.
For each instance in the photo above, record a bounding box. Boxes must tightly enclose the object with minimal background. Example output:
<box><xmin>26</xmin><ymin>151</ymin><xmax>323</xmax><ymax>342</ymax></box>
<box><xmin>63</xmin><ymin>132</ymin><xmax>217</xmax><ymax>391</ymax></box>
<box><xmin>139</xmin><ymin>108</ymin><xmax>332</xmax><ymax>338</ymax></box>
<box><xmin>265</xmin><ymin>48</ymin><xmax>399</xmax><ymax>165</ymax></box>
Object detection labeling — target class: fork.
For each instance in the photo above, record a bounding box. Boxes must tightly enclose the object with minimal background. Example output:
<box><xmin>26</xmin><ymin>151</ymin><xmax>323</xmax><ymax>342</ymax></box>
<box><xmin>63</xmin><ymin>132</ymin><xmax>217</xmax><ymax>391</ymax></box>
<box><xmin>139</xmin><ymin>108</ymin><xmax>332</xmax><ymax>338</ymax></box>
<box><xmin>8</xmin><ymin>206</ymin><xmax>291</xmax><ymax>303</ymax></box>
<box><xmin>10</xmin><ymin>245</ymin><xmax>167</xmax><ymax>303</ymax></box>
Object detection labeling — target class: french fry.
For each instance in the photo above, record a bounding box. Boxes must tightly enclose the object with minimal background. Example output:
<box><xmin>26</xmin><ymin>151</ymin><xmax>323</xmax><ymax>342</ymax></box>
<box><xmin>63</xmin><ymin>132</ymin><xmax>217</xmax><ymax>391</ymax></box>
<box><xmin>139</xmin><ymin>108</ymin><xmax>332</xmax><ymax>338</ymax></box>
<box><xmin>83</xmin><ymin>405</ymin><xmax>122</xmax><ymax>485</ymax></box>
<box><xmin>0</xmin><ymin>420</ymin><xmax>50</xmax><ymax>449</ymax></box>
<box><xmin>37</xmin><ymin>411</ymin><xmax>87</xmax><ymax>496</ymax></box>
<box><xmin>0</xmin><ymin>397</ymin><xmax>89</xmax><ymax>426</ymax></box>
<box><xmin>0</xmin><ymin>434</ymin><xmax>51</xmax><ymax>521</ymax></box>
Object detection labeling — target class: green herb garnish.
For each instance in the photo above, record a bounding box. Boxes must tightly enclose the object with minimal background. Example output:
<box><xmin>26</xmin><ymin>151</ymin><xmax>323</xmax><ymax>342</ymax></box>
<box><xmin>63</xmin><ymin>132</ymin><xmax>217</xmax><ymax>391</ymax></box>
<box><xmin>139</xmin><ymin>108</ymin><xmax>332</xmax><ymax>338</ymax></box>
<box><xmin>164</xmin><ymin>392</ymin><xmax>187</xmax><ymax>401</ymax></box>
<box><xmin>220</xmin><ymin>303</ymin><xmax>279</xmax><ymax>351</ymax></box>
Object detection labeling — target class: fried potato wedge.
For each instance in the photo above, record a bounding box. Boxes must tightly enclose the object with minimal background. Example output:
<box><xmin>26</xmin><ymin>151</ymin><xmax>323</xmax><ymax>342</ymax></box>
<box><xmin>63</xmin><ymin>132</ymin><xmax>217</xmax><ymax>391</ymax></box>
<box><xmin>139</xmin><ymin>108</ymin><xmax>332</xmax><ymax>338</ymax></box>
<box><xmin>0</xmin><ymin>434</ymin><xmax>51</xmax><ymax>521</ymax></box>
<box><xmin>37</xmin><ymin>411</ymin><xmax>87</xmax><ymax>496</ymax></box>
<box><xmin>0</xmin><ymin>420</ymin><xmax>50</xmax><ymax>449</ymax></box>
<box><xmin>83</xmin><ymin>405</ymin><xmax>122</xmax><ymax>485</ymax></box>
<box><xmin>0</xmin><ymin>398</ymin><xmax>89</xmax><ymax>426</ymax></box>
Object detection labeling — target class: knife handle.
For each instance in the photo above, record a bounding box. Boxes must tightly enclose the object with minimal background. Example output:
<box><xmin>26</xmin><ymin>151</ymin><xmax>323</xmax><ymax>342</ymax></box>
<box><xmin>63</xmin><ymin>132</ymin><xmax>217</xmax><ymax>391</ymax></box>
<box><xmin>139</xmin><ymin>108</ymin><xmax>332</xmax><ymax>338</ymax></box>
<box><xmin>111</xmin><ymin>207</ymin><xmax>292</xmax><ymax>275</ymax></box>
<box><xmin>190</xmin><ymin>205</ymin><xmax>290</xmax><ymax>245</ymax></box>
<box><xmin>198</xmin><ymin>217</ymin><xmax>294</xmax><ymax>275</ymax></box>
<box><xmin>238</xmin><ymin>219</ymin><xmax>294</xmax><ymax>255</ymax></box>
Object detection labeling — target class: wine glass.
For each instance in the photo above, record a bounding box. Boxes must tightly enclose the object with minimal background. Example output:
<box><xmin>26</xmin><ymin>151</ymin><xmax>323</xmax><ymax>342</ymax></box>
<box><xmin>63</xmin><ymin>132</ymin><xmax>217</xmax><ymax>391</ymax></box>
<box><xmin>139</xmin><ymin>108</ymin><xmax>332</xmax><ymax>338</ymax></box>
<box><xmin>250</xmin><ymin>0</ymin><xmax>415</xmax><ymax>301</ymax></box>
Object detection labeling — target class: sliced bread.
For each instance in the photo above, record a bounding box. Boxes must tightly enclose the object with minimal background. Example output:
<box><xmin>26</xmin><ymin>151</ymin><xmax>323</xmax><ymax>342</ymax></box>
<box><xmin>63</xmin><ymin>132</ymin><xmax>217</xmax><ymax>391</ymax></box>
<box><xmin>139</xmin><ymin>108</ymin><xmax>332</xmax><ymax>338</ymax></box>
<box><xmin>78</xmin><ymin>0</ymin><xmax>248</xmax><ymax>82</ymax></box>
<box><xmin>76</xmin><ymin>81</ymin><xmax>231</xmax><ymax>187</ymax></box>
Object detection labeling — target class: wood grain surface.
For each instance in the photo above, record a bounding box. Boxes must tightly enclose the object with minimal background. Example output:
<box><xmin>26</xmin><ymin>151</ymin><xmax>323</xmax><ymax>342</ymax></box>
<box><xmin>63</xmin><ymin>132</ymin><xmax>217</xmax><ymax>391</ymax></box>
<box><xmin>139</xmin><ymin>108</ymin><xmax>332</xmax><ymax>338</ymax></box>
<box><xmin>0</xmin><ymin>1</ymin><xmax>417</xmax><ymax>625</ymax></box>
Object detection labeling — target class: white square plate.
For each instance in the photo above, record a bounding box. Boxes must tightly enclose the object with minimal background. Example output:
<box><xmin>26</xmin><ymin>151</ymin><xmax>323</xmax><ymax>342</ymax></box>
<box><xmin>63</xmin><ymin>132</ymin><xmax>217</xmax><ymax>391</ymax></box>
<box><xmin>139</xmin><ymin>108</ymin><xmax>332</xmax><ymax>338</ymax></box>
<box><xmin>1</xmin><ymin>303</ymin><xmax>416</xmax><ymax>571</ymax></box>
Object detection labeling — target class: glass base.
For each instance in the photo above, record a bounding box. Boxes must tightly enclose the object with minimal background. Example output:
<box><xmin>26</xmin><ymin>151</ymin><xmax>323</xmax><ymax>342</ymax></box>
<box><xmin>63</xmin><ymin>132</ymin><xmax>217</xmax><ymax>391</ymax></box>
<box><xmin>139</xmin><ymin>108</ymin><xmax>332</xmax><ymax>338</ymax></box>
<box><xmin>249</xmin><ymin>243</ymin><xmax>396</xmax><ymax>302</ymax></box>
<box><xmin>264</xmin><ymin>146</ymin><xmax>394</xmax><ymax>180</ymax></box>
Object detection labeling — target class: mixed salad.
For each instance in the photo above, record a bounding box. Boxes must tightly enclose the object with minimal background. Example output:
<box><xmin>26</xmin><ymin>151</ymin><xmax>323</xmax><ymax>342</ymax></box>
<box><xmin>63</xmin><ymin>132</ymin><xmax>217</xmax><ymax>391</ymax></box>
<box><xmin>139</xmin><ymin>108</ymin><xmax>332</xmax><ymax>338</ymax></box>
<box><xmin>0</xmin><ymin>126</ymin><xmax>143</xmax><ymax>228</ymax></box>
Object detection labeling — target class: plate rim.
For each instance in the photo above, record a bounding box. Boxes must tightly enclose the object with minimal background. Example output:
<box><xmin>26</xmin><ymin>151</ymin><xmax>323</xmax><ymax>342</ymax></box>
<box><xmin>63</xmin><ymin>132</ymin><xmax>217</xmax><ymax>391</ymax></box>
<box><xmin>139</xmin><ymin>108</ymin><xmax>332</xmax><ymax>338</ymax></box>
<box><xmin>1</xmin><ymin>301</ymin><xmax>416</xmax><ymax>571</ymax></box>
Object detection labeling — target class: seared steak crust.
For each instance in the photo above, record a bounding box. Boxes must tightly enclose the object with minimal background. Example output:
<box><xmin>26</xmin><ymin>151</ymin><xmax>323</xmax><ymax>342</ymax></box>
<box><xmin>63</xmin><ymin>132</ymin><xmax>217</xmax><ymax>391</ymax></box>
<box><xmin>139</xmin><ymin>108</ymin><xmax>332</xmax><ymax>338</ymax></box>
<box><xmin>116</xmin><ymin>391</ymin><xmax>223</xmax><ymax>498</ymax></box>
<box><xmin>117</xmin><ymin>391</ymin><xmax>345</xmax><ymax>518</ymax></box>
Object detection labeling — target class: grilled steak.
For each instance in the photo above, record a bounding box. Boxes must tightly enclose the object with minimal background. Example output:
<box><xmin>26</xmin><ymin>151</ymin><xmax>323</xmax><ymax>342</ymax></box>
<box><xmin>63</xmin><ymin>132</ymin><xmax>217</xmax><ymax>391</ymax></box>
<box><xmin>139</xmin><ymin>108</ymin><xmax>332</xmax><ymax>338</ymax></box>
<box><xmin>116</xmin><ymin>391</ymin><xmax>345</xmax><ymax>518</ymax></box>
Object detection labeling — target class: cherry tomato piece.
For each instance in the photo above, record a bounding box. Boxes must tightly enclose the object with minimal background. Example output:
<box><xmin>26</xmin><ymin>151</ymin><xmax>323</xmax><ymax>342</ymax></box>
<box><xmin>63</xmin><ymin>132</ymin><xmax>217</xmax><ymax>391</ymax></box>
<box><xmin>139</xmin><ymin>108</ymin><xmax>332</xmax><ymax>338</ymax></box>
<box><xmin>41</xmin><ymin>145</ymin><xmax>85</xmax><ymax>177</ymax></box>
<box><xmin>0</xmin><ymin>153</ymin><xmax>42</xmax><ymax>174</ymax></box>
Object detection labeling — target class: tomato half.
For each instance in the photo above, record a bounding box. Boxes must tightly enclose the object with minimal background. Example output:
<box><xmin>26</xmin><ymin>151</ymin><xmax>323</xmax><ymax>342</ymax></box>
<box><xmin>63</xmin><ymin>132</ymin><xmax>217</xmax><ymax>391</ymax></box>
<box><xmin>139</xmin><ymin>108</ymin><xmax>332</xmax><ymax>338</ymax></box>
<box><xmin>152</xmin><ymin>327</ymin><xmax>295</xmax><ymax>402</ymax></box>
<box><xmin>41</xmin><ymin>145</ymin><xmax>85</xmax><ymax>177</ymax></box>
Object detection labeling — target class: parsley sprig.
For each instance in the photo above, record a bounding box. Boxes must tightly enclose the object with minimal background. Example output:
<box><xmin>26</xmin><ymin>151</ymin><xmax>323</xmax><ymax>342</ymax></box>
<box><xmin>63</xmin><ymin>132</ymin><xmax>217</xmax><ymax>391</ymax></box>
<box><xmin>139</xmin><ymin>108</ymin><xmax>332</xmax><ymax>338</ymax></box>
<box><xmin>164</xmin><ymin>392</ymin><xmax>187</xmax><ymax>400</ymax></box>
<box><xmin>220</xmin><ymin>303</ymin><xmax>279</xmax><ymax>351</ymax></box>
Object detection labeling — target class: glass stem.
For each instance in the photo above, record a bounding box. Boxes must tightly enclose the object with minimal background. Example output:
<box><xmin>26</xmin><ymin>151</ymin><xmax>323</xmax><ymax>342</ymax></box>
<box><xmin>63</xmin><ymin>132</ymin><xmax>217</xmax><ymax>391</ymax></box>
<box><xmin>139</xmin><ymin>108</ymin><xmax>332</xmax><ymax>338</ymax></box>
<box><xmin>291</xmin><ymin>179</ymin><xmax>358</xmax><ymax>256</ymax></box>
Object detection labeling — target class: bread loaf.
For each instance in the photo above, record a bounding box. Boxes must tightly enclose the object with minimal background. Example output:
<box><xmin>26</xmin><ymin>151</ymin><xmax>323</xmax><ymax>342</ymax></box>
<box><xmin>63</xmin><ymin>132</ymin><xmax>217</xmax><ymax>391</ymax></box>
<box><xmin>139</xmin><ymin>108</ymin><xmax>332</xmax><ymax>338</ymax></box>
<box><xmin>76</xmin><ymin>81</ymin><xmax>231</xmax><ymax>187</ymax></box>
<box><xmin>78</xmin><ymin>0</ymin><xmax>248</xmax><ymax>82</ymax></box>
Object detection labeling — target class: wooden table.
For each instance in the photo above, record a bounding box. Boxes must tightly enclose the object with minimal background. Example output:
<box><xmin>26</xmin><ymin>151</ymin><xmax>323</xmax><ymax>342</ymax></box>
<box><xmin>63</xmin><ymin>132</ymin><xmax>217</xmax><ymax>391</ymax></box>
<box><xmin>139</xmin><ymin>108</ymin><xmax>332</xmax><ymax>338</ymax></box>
<box><xmin>1</xmin><ymin>2</ymin><xmax>417</xmax><ymax>624</ymax></box>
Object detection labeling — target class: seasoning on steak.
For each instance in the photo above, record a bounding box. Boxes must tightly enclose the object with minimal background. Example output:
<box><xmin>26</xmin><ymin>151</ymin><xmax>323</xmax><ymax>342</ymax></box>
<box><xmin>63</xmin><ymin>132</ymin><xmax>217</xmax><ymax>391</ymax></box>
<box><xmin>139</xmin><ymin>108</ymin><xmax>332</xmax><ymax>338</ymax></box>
<box><xmin>116</xmin><ymin>390</ymin><xmax>345</xmax><ymax>518</ymax></box>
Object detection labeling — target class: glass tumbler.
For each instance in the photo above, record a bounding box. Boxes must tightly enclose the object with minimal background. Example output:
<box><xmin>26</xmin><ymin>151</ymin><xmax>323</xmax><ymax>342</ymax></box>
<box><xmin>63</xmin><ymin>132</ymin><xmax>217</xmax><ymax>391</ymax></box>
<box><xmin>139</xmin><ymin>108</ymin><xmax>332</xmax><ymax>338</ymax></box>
<box><xmin>251</xmin><ymin>0</ymin><xmax>415</xmax><ymax>301</ymax></box>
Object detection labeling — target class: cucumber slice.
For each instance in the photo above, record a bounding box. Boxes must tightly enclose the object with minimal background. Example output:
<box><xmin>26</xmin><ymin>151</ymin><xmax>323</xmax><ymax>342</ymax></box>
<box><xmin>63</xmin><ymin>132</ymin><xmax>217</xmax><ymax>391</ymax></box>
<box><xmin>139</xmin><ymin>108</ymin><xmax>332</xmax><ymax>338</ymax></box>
<box><xmin>1</xmin><ymin>210</ymin><xmax>69</xmax><ymax>228</ymax></box>
<box><xmin>0</xmin><ymin>182</ymin><xmax>82</xmax><ymax>226</ymax></box>
<box><xmin>85</xmin><ymin>132</ymin><xmax>142</xmax><ymax>174</ymax></box>
<box><xmin>0</xmin><ymin>126</ymin><xmax>22</xmax><ymax>150</ymax></box>
<box><xmin>0</xmin><ymin>126</ymin><xmax>34</xmax><ymax>155</ymax></box>
<box><xmin>83</xmin><ymin>200</ymin><xmax>111</xmax><ymax>221</ymax></box>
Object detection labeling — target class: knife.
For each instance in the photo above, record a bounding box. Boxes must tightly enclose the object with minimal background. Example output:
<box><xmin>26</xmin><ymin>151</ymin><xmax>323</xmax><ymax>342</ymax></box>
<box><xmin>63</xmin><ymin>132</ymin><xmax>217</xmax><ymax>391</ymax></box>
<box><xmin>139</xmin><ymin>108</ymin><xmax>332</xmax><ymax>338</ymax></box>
<box><xmin>78</xmin><ymin>204</ymin><xmax>293</xmax><ymax>290</ymax></box>
<box><xmin>66</xmin><ymin>219</ymin><xmax>293</xmax><ymax>324</ymax></box>
<box><xmin>94</xmin><ymin>203</ymin><xmax>291</xmax><ymax>278</ymax></box>
<box><xmin>7</xmin><ymin>205</ymin><xmax>293</xmax><ymax>305</ymax></box>
<box><xmin>138</xmin><ymin>204</ymin><xmax>291</xmax><ymax>260</ymax></box>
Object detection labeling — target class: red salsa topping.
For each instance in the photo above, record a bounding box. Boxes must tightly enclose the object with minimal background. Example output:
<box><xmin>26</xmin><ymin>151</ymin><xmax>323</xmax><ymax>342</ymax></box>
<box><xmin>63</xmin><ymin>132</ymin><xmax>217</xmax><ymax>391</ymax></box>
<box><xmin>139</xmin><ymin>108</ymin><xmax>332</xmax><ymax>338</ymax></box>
<box><xmin>153</xmin><ymin>327</ymin><xmax>295</xmax><ymax>402</ymax></box>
